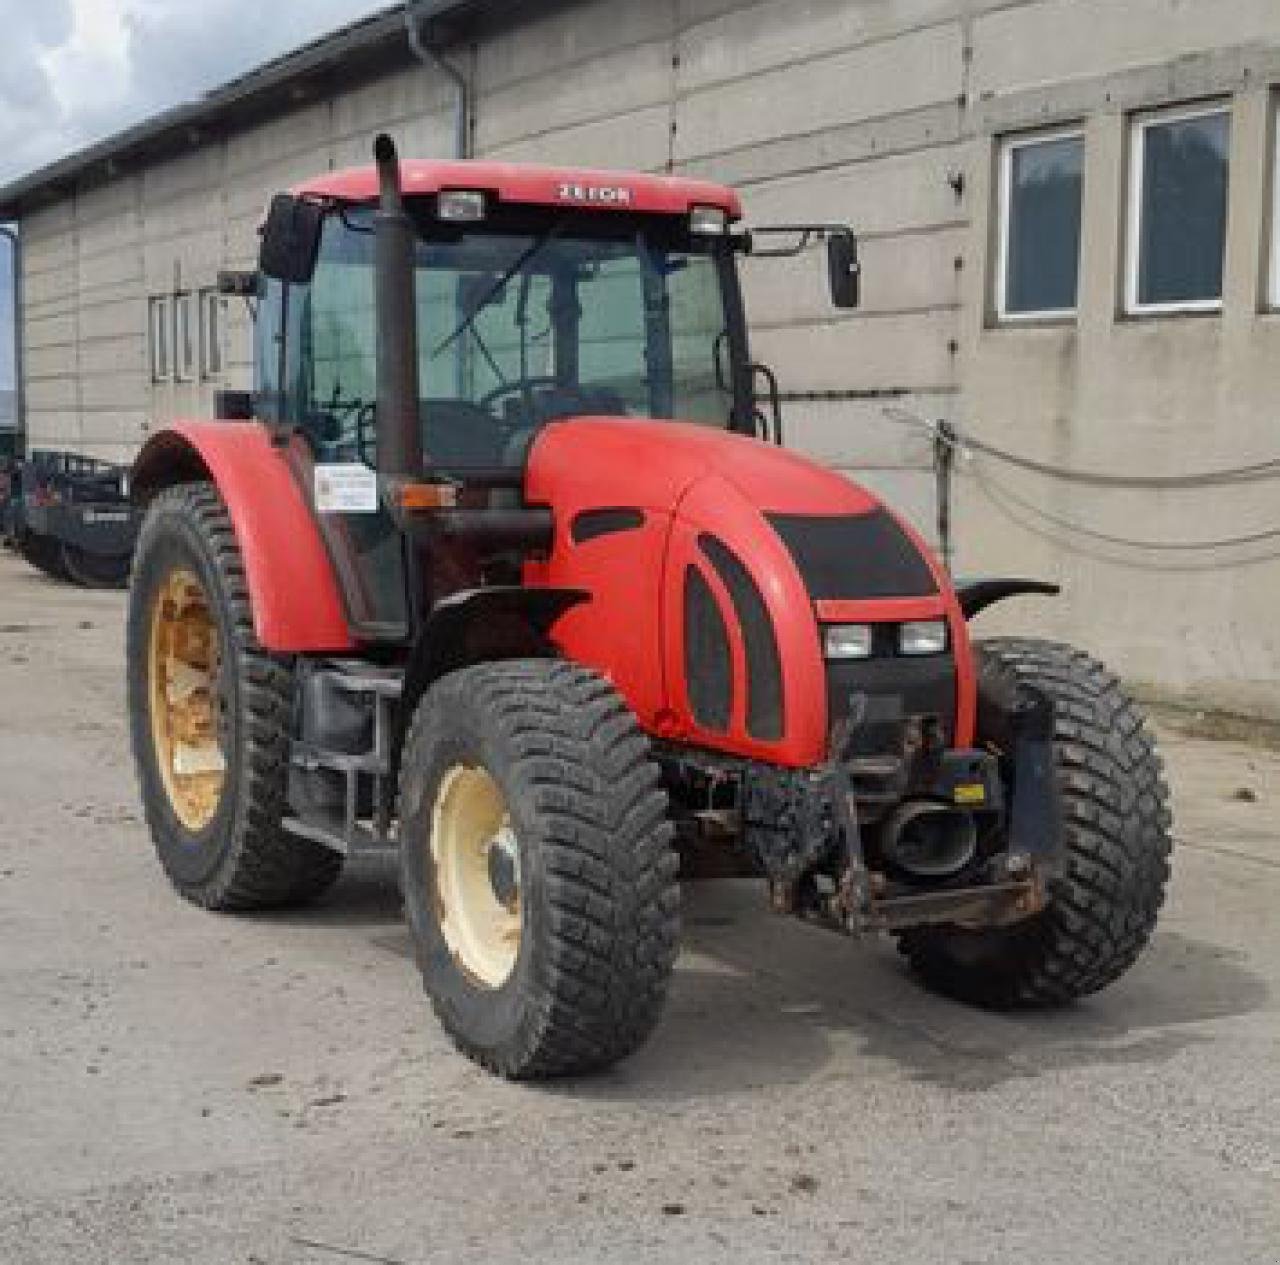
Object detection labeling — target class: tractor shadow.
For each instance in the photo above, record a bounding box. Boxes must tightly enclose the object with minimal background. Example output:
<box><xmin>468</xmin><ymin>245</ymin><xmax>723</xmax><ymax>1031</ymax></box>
<box><xmin>571</xmin><ymin>881</ymin><xmax>1271</xmax><ymax>1101</ymax></box>
<box><xmin>265</xmin><ymin>867</ymin><xmax>1269</xmax><ymax>1101</ymax></box>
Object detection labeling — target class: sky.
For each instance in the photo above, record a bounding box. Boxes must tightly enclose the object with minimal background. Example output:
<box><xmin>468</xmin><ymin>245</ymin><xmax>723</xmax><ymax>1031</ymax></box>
<box><xmin>0</xmin><ymin>0</ymin><xmax>398</xmax><ymax>185</ymax></box>
<box><xmin>0</xmin><ymin>0</ymin><xmax>395</xmax><ymax>393</ymax></box>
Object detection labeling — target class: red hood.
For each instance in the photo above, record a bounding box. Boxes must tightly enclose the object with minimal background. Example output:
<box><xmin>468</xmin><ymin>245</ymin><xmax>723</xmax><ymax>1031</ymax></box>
<box><xmin>525</xmin><ymin>418</ymin><xmax>881</xmax><ymax>518</ymax></box>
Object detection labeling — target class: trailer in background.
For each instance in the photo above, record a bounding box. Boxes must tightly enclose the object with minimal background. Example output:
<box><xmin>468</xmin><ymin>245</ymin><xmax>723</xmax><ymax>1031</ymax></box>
<box><xmin>3</xmin><ymin>451</ymin><xmax>140</xmax><ymax>588</ymax></box>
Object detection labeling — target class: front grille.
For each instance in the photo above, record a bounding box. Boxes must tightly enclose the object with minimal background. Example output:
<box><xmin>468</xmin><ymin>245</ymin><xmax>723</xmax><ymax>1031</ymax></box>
<box><xmin>769</xmin><ymin>509</ymin><xmax>937</xmax><ymax>601</ymax></box>
<box><xmin>826</xmin><ymin>656</ymin><xmax>956</xmax><ymax>759</ymax></box>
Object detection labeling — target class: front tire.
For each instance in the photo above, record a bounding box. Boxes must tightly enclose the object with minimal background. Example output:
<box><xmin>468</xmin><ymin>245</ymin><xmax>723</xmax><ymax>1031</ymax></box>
<box><xmin>399</xmin><ymin>661</ymin><xmax>680</xmax><ymax>1079</ymax></box>
<box><xmin>897</xmin><ymin>638</ymin><xmax>1173</xmax><ymax>1008</ymax></box>
<box><xmin>127</xmin><ymin>483</ymin><xmax>343</xmax><ymax>910</ymax></box>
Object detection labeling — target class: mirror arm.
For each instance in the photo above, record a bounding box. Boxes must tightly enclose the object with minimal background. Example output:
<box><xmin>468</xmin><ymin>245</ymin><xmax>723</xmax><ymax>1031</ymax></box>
<box><xmin>747</xmin><ymin>223</ymin><xmax>850</xmax><ymax>257</ymax></box>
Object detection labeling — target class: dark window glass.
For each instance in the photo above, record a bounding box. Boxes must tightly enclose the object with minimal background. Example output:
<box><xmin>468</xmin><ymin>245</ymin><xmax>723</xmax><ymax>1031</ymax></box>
<box><xmin>1004</xmin><ymin>133</ymin><xmax>1084</xmax><ymax>316</ymax></box>
<box><xmin>1136</xmin><ymin>110</ymin><xmax>1230</xmax><ymax>308</ymax></box>
<box><xmin>201</xmin><ymin>291</ymin><xmax>224</xmax><ymax>379</ymax></box>
<box><xmin>291</xmin><ymin>212</ymin><xmax>737</xmax><ymax>470</ymax></box>
<box><xmin>149</xmin><ymin>298</ymin><xmax>170</xmax><ymax>381</ymax></box>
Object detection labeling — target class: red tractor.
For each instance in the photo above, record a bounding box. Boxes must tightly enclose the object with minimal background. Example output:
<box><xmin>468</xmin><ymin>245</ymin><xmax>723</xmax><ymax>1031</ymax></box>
<box><xmin>126</xmin><ymin>136</ymin><xmax>1171</xmax><ymax>1078</ymax></box>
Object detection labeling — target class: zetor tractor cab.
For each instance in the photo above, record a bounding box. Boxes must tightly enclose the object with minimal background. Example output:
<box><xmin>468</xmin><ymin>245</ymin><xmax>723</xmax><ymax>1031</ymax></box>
<box><xmin>127</xmin><ymin>136</ymin><xmax>1171</xmax><ymax>1079</ymax></box>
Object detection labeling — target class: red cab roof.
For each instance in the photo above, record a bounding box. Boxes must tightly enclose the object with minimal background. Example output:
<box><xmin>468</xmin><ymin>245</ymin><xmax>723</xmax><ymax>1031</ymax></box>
<box><xmin>296</xmin><ymin>160</ymin><xmax>743</xmax><ymax>220</ymax></box>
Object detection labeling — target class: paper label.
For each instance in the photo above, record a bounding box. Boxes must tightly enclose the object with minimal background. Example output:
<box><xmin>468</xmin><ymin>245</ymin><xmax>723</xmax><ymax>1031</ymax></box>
<box><xmin>315</xmin><ymin>464</ymin><xmax>379</xmax><ymax>515</ymax></box>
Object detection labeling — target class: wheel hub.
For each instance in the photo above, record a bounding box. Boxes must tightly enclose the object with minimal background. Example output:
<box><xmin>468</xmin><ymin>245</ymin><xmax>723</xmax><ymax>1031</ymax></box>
<box><xmin>430</xmin><ymin>766</ymin><xmax>522</xmax><ymax>990</ymax></box>
<box><xmin>147</xmin><ymin>566</ymin><xmax>227</xmax><ymax>832</ymax></box>
<box><xmin>487</xmin><ymin>826</ymin><xmax>521</xmax><ymax>913</ymax></box>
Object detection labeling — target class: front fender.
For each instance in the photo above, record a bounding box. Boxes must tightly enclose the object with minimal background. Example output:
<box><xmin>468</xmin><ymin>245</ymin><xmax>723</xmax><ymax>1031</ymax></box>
<box><xmin>131</xmin><ymin>423</ymin><xmax>355</xmax><ymax>653</ymax></box>
<box><xmin>956</xmin><ymin>578</ymin><xmax>1061</xmax><ymax>621</ymax></box>
<box><xmin>397</xmin><ymin>586</ymin><xmax>590</xmax><ymax>757</ymax></box>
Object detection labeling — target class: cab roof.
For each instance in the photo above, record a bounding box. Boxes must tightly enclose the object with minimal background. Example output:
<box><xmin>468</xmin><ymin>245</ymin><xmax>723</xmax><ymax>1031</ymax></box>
<box><xmin>296</xmin><ymin>161</ymin><xmax>744</xmax><ymax>220</ymax></box>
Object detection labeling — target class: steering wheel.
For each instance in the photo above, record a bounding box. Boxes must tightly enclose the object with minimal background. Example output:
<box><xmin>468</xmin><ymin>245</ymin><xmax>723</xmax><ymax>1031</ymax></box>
<box><xmin>479</xmin><ymin>376</ymin><xmax>561</xmax><ymax>418</ymax></box>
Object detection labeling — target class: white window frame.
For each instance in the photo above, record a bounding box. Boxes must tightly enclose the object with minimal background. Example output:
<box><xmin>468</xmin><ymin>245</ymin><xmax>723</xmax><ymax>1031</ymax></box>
<box><xmin>148</xmin><ymin>296</ymin><xmax>171</xmax><ymax>382</ymax></box>
<box><xmin>200</xmin><ymin>288</ymin><xmax>226</xmax><ymax>380</ymax></box>
<box><xmin>1268</xmin><ymin>96</ymin><xmax>1280</xmax><ymax>310</ymax></box>
<box><xmin>995</xmin><ymin>125</ymin><xmax>1085</xmax><ymax>323</ymax></box>
<box><xmin>1125</xmin><ymin>101</ymin><xmax>1231</xmax><ymax>317</ymax></box>
<box><xmin>174</xmin><ymin>292</ymin><xmax>196</xmax><ymax>382</ymax></box>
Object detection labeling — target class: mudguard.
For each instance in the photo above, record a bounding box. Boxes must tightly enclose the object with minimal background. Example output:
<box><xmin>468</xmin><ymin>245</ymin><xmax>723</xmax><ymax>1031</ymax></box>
<box><xmin>400</xmin><ymin>586</ymin><xmax>590</xmax><ymax>720</ymax></box>
<box><xmin>956</xmin><ymin>578</ymin><xmax>1061</xmax><ymax>620</ymax></box>
<box><xmin>130</xmin><ymin>422</ymin><xmax>355</xmax><ymax>653</ymax></box>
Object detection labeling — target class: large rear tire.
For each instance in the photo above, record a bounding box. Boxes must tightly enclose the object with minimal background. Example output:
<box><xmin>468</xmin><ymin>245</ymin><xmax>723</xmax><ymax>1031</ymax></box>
<box><xmin>897</xmin><ymin>638</ymin><xmax>1173</xmax><ymax>1008</ymax></box>
<box><xmin>399</xmin><ymin>660</ymin><xmax>680</xmax><ymax>1079</ymax></box>
<box><xmin>127</xmin><ymin>483</ymin><xmax>343</xmax><ymax>910</ymax></box>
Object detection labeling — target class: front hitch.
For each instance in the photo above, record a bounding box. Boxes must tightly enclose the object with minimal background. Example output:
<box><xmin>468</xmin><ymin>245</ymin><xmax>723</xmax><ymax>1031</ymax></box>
<box><xmin>741</xmin><ymin>686</ymin><xmax>1062</xmax><ymax>936</ymax></box>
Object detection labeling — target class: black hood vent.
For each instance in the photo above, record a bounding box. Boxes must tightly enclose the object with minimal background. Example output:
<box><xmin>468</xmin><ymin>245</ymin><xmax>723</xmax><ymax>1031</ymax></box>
<box><xmin>699</xmin><ymin>535</ymin><xmax>785</xmax><ymax>743</ymax></box>
<box><xmin>769</xmin><ymin>510</ymin><xmax>937</xmax><ymax>601</ymax></box>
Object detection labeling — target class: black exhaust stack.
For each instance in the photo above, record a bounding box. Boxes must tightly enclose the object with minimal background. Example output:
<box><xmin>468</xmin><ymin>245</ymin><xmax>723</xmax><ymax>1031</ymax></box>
<box><xmin>374</xmin><ymin>134</ymin><xmax>423</xmax><ymax>480</ymax></box>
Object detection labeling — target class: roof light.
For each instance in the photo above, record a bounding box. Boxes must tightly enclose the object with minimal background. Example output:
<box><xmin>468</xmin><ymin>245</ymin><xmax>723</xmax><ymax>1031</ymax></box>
<box><xmin>690</xmin><ymin>205</ymin><xmax>729</xmax><ymax>236</ymax></box>
<box><xmin>437</xmin><ymin>190</ymin><xmax>487</xmax><ymax>223</ymax></box>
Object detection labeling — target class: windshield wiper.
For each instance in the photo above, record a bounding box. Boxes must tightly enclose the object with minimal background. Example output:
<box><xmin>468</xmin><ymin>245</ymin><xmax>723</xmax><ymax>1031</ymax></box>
<box><xmin>432</xmin><ymin>218</ymin><xmax>569</xmax><ymax>361</ymax></box>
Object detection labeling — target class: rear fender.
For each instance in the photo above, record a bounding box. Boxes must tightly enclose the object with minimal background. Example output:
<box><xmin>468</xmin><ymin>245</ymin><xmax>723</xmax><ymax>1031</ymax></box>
<box><xmin>131</xmin><ymin>423</ymin><xmax>355</xmax><ymax>653</ymax></box>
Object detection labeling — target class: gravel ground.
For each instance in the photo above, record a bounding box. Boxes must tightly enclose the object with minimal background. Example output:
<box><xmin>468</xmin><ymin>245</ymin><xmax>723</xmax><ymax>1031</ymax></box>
<box><xmin>0</xmin><ymin>548</ymin><xmax>1276</xmax><ymax>1265</ymax></box>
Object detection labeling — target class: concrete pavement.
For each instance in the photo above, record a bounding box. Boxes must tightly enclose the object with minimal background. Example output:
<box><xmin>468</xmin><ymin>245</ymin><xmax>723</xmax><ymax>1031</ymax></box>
<box><xmin>0</xmin><ymin>549</ymin><xmax>1276</xmax><ymax>1264</ymax></box>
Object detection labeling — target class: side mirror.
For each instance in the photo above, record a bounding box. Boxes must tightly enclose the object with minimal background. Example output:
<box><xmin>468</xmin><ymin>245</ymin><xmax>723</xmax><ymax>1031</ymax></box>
<box><xmin>214</xmin><ymin>389</ymin><xmax>256</xmax><ymax>421</ymax></box>
<box><xmin>217</xmin><ymin>270</ymin><xmax>259</xmax><ymax>297</ymax></box>
<box><xmin>259</xmin><ymin>194</ymin><xmax>324</xmax><ymax>284</ymax></box>
<box><xmin>828</xmin><ymin>230</ymin><xmax>860</xmax><ymax>310</ymax></box>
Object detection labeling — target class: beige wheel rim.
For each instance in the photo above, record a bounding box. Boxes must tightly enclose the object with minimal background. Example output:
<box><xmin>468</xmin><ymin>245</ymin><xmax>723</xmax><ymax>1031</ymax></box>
<box><xmin>431</xmin><ymin>765</ymin><xmax>522</xmax><ymax>990</ymax></box>
<box><xmin>148</xmin><ymin>566</ymin><xmax>227</xmax><ymax>832</ymax></box>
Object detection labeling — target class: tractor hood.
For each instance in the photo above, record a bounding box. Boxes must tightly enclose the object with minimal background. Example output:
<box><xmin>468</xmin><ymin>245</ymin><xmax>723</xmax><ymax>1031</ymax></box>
<box><xmin>524</xmin><ymin>417</ymin><xmax>968</xmax><ymax>768</ymax></box>
<box><xmin>524</xmin><ymin>417</ymin><xmax>881</xmax><ymax>520</ymax></box>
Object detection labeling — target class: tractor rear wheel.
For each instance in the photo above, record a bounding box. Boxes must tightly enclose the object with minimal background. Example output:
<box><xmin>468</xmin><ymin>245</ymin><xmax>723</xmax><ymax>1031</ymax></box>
<box><xmin>897</xmin><ymin>638</ymin><xmax>1173</xmax><ymax>1008</ymax></box>
<box><xmin>398</xmin><ymin>660</ymin><xmax>680</xmax><ymax>1078</ymax></box>
<box><xmin>127</xmin><ymin>483</ymin><xmax>343</xmax><ymax>910</ymax></box>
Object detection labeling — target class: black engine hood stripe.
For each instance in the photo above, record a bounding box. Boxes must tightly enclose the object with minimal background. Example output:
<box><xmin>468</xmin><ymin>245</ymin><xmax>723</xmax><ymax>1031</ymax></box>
<box><xmin>768</xmin><ymin>510</ymin><xmax>938</xmax><ymax>601</ymax></box>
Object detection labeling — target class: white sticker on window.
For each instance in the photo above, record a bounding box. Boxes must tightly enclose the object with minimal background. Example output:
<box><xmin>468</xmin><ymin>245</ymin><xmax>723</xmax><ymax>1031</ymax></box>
<box><xmin>315</xmin><ymin>464</ymin><xmax>379</xmax><ymax>515</ymax></box>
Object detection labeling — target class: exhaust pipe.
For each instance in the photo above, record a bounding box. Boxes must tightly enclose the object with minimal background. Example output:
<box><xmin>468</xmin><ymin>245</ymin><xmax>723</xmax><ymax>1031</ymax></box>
<box><xmin>373</xmin><ymin>133</ymin><xmax>423</xmax><ymax>481</ymax></box>
<box><xmin>878</xmin><ymin>800</ymin><xmax>979</xmax><ymax>883</ymax></box>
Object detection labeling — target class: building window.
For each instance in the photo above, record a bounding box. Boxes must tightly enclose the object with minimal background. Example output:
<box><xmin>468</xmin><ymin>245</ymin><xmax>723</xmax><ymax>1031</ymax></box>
<box><xmin>996</xmin><ymin>127</ymin><xmax>1085</xmax><ymax>320</ymax></box>
<box><xmin>1269</xmin><ymin>99</ymin><xmax>1280</xmax><ymax>310</ymax></box>
<box><xmin>200</xmin><ymin>289</ymin><xmax>226</xmax><ymax>379</ymax></box>
<box><xmin>1126</xmin><ymin>103</ymin><xmax>1231</xmax><ymax>314</ymax></box>
<box><xmin>174</xmin><ymin>292</ymin><xmax>196</xmax><ymax>381</ymax></box>
<box><xmin>149</xmin><ymin>297</ymin><xmax>171</xmax><ymax>381</ymax></box>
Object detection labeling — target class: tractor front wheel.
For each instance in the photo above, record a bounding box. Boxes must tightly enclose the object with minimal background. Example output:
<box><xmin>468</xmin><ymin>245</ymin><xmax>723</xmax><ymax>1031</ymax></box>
<box><xmin>398</xmin><ymin>661</ymin><xmax>680</xmax><ymax>1078</ymax></box>
<box><xmin>127</xmin><ymin>483</ymin><xmax>343</xmax><ymax>910</ymax></box>
<box><xmin>897</xmin><ymin>638</ymin><xmax>1173</xmax><ymax>1008</ymax></box>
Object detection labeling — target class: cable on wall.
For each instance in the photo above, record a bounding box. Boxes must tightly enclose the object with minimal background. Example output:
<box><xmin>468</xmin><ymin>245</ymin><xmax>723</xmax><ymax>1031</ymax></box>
<box><xmin>879</xmin><ymin>406</ymin><xmax>1280</xmax><ymax>567</ymax></box>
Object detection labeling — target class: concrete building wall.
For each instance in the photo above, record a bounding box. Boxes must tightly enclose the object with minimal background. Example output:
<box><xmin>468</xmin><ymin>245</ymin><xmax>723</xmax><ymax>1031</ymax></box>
<box><xmin>13</xmin><ymin>0</ymin><xmax>1280</xmax><ymax>716</ymax></box>
<box><xmin>955</xmin><ymin>4</ymin><xmax>1280</xmax><ymax>718</ymax></box>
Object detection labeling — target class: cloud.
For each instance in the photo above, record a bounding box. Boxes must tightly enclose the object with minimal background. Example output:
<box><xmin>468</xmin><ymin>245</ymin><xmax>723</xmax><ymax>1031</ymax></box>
<box><xmin>0</xmin><ymin>1</ymin><xmax>77</xmax><ymax>182</ymax></box>
<box><xmin>0</xmin><ymin>0</ymin><xmax>394</xmax><ymax>185</ymax></box>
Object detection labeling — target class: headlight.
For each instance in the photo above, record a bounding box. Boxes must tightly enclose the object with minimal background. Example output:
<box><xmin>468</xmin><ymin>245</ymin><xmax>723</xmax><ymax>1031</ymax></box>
<box><xmin>824</xmin><ymin>624</ymin><xmax>874</xmax><ymax>661</ymax></box>
<box><xmin>690</xmin><ymin>205</ymin><xmax>730</xmax><ymax>236</ymax></box>
<box><xmin>899</xmin><ymin>620</ymin><xmax>948</xmax><ymax>656</ymax></box>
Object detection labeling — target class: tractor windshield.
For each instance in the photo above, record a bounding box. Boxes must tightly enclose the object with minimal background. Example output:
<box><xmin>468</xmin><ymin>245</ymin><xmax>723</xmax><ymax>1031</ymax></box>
<box><xmin>263</xmin><ymin>206</ymin><xmax>751</xmax><ymax>470</ymax></box>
